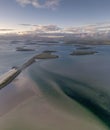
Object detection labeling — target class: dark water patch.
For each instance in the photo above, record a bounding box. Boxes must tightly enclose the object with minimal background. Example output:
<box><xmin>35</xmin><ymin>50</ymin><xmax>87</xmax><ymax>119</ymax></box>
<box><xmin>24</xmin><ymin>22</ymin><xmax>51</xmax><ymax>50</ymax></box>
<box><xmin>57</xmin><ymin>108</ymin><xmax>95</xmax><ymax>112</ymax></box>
<box><xmin>53</xmin><ymin>76</ymin><xmax>110</xmax><ymax>127</ymax></box>
<box><xmin>28</xmin><ymin>68</ymin><xmax>64</xmax><ymax>100</ymax></box>
<box><xmin>28</xmin><ymin>65</ymin><xmax>110</xmax><ymax>128</ymax></box>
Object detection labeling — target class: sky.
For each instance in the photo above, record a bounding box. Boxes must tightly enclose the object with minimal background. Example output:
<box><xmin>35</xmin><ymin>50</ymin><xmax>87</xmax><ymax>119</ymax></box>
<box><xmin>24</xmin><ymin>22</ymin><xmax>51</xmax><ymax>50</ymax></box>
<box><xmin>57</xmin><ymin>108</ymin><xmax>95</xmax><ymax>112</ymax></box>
<box><xmin>0</xmin><ymin>0</ymin><xmax>110</xmax><ymax>33</ymax></box>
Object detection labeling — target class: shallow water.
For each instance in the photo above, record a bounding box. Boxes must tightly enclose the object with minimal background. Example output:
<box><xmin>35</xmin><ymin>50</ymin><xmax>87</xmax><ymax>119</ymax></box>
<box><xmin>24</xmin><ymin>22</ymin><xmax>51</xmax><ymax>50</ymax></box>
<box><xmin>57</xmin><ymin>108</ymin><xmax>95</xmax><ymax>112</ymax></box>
<box><xmin>0</xmin><ymin>70</ymin><xmax>108</xmax><ymax>130</ymax></box>
<box><xmin>0</xmin><ymin>40</ymin><xmax>110</xmax><ymax>129</ymax></box>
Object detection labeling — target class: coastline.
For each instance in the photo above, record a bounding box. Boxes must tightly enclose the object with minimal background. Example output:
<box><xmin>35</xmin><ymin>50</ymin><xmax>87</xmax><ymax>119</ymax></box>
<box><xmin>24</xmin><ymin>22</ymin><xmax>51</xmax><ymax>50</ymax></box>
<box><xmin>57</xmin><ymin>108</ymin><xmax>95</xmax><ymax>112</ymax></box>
<box><xmin>0</xmin><ymin>50</ymin><xmax>59</xmax><ymax>89</ymax></box>
<box><xmin>0</xmin><ymin>68</ymin><xmax>21</xmax><ymax>89</ymax></box>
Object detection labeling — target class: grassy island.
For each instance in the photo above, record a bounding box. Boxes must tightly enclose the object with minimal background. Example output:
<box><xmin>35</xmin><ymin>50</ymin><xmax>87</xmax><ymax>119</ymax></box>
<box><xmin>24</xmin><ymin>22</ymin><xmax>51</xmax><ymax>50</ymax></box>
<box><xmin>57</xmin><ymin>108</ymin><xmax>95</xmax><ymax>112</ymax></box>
<box><xmin>70</xmin><ymin>50</ymin><xmax>97</xmax><ymax>56</ymax></box>
<box><xmin>34</xmin><ymin>50</ymin><xmax>59</xmax><ymax>59</ymax></box>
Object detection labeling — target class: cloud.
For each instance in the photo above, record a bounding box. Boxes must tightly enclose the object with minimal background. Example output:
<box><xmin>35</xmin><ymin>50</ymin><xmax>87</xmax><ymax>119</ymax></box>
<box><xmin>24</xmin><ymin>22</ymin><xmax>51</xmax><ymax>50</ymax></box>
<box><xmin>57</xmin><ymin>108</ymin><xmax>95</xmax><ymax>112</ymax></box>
<box><xmin>19</xmin><ymin>24</ymin><xmax>33</xmax><ymax>26</ymax></box>
<box><xmin>16</xmin><ymin>0</ymin><xmax>60</xmax><ymax>9</ymax></box>
<box><xmin>33</xmin><ymin>25</ymin><xmax>61</xmax><ymax>33</ymax></box>
<box><xmin>0</xmin><ymin>29</ymin><xmax>15</xmax><ymax>31</ymax></box>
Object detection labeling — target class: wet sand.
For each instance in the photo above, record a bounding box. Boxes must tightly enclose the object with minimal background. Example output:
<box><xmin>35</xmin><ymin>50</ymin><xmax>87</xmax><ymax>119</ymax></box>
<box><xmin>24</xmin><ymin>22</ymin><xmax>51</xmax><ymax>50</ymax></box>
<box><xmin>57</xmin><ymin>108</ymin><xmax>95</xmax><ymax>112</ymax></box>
<box><xmin>0</xmin><ymin>71</ymin><xmax>108</xmax><ymax>130</ymax></box>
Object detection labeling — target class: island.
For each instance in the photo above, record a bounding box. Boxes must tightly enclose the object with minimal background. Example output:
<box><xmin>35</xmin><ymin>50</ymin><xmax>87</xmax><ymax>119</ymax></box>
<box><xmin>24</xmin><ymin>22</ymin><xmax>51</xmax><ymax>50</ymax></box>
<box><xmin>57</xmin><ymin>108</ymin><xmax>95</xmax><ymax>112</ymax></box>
<box><xmin>34</xmin><ymin>50</ymin><xmax>59</xmax><ymax>59</ymax></box>
<box><xmin>16</xmin><ymin>47</ymin><xmax>35</xmax><ymax>51</ymax></box>
<box><xmin>70</xmin><ymin>50</ymin><xmax>97</xmax><ymax>55</ymax></box>
<box><xmin>0</xmin><ymin>50</ymin><xmax>59</xmax><ymax>89</ymax></box>
<box><xmin>76</xmin><ymin>45</ymin><xmax>93</xmax><ymax>50</ymax></box>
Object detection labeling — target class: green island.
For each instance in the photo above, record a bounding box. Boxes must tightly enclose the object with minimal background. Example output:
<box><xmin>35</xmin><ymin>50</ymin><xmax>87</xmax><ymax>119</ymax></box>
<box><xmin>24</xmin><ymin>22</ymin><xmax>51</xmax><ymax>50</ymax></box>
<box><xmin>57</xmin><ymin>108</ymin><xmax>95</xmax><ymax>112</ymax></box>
<box><xmin>34</xmin><ymin>50</ymin><xmax>59</xmax><ymax>59</ymax></box>
<box><xmin>0</xmin><ymin>50</ymin><xmax>59</xmax><ymax>89</ymax></box>
<box><xmin>70</xmin><ymin>50</ymin><xmax>97</xmax><ymax>55</ymax></box>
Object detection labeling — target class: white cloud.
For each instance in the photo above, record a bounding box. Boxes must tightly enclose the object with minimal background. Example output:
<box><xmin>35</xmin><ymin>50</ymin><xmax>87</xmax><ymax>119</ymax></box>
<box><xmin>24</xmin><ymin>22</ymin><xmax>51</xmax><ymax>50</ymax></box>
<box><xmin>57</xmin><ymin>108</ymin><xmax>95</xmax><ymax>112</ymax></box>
<box><xmin>16</xmin><ymin>0</ymin><xmax>60</xmax><ymax>9</ymax></box>
<box><xmin>33</xmin><ymin>24</ymin><xmax>61</xmax><ymax>33</ymax></box>
<box><xmin>0</xmin><ymin>29</ymin><xmax>15</xmax><ymax>31</ymax></box>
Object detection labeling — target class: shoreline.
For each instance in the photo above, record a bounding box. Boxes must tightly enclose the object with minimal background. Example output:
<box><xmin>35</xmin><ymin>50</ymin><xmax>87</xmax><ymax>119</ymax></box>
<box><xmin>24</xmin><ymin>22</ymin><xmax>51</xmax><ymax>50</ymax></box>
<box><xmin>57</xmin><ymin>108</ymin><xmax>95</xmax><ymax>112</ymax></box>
<box><xmin>0</xmin><ymin>68</ymin><xmax>21</xmax><ymax>89</ymax></box>
<box><xmin>0</xmin><ymin>50</ymin><xmax>59</xmax><ymax>89</ymax></box>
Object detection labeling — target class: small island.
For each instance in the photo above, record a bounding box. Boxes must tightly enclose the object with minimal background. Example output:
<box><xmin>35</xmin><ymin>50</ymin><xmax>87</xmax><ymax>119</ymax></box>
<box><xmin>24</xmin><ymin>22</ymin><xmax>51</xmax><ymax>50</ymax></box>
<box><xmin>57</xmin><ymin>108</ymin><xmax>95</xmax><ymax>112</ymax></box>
<box><xmin>70</xmin><ymin>50</ymin><xmax>97</xmax><ymax>56</ymax></box>
<box><xmin>34</xmin><ymin>50</ymin><xmax>59</xmax><ymax>59</ymax></box>
<box><xmin>16</xmin><ymin>47</ymin><xmax>35</xmax><ymax>51</ymax></box>
<box><xmin>76</xmin><ymin>45</ymin><xmax>93</xmax><ymax>50</ymax></box>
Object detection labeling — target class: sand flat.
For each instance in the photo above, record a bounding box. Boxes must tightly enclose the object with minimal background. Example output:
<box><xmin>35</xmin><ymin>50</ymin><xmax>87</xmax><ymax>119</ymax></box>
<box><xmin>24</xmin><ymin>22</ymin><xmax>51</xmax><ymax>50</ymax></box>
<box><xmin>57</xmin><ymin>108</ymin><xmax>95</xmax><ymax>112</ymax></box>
<box><xmin>0</xmin><ymin>71</ymin><xmax>108</xmax><ymax>130</ymax></box>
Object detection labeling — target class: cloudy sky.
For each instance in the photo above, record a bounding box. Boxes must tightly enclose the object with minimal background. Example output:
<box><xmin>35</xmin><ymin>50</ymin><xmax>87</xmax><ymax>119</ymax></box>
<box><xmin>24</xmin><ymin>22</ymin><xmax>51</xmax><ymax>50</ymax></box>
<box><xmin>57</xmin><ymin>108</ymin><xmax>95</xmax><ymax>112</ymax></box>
<box><xmin>0</xmin><ymin>0</ymin><xmax>110</xmax><ymax>33</ymax></box>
